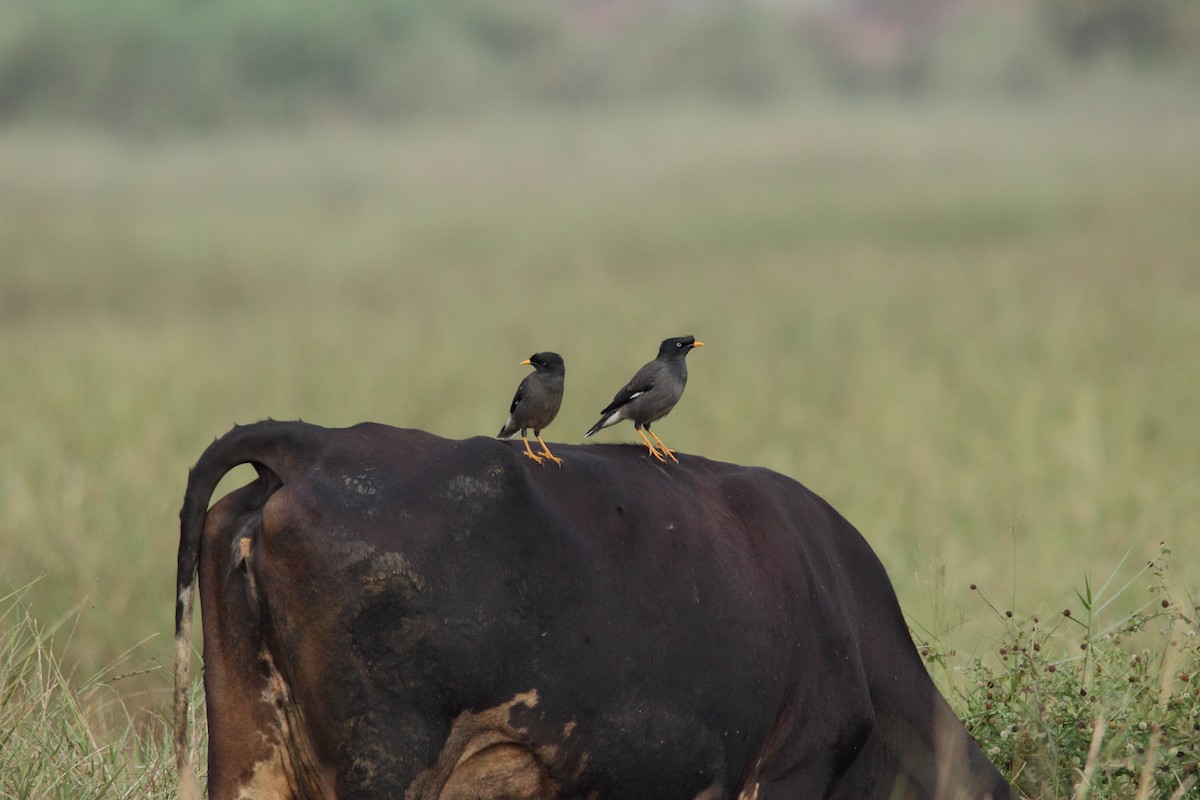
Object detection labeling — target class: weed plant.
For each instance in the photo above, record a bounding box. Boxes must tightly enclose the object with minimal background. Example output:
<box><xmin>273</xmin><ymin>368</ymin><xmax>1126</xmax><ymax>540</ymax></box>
<box><xmin>920</xmin><ymin>544</ymin><xmax>1199</xmax><ymax>799</ymax></box>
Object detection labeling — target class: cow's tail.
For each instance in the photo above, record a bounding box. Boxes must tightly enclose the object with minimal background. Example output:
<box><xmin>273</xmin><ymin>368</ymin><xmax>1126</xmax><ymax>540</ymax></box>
<box><xmin>173</xmin><ymin>420</ymin><xmax>319</xmax><ymax>800</ymax></box>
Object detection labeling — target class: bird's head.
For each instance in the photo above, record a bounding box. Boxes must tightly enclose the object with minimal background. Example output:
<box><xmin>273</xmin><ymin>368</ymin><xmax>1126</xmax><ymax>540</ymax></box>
<box><xmin>521</xmin><ymin>352</ymin><xmax>566</xmax><ymax>375</ymax></box>
<box><xmin>658</xmin><ymin>336</ymin><xmax>704</xmax><ymax>358</ymax></box>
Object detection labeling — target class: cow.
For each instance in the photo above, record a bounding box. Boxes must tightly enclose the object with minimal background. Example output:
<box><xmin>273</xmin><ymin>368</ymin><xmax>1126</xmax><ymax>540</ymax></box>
<box><xmin>173</xmin><ymin>420</ymin><xmax>1009</xmax><ymax>800</ymax></box>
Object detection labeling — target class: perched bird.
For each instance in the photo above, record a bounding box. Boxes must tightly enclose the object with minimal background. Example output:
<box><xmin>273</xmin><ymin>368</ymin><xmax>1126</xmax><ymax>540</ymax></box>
<box><xmin>497</xmin><ymin>351</ymin><xmax>566</xmax><ymax>466</ymax></box>
<box><xmin>584</xmin><ymin>335</ymin><xmax>704</xmax><ymax>462</ymax></box>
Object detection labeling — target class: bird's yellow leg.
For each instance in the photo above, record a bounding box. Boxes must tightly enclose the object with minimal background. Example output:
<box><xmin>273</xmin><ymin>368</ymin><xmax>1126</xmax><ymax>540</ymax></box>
<box><xmin>535</xmin><ymin>434</ymin><xmax>563</xmax><ymax>467</ymax></box>
<box><xmin>647</xmin><ymin>429</ymin><xmax>678</xmax><ymax>462</ymax></box>
<box><xmin>637</xmin><ymin>429</ymin><xmax>667</xmax><ymax>462</ymax></box>
<box><xmin>521</xmin><ymin>434</ymin><xmax>544</xmax><ymax>464</ymax></box>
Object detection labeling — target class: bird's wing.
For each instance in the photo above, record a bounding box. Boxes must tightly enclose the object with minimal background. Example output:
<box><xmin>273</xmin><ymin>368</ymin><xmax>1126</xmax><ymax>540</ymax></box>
<box><xmin>599</xmin><ymin>361</ymin><xmax>661</xmax><ymax>415</ymax></box>
<box><xmin>509</xmin><ymin>374</ymin><xmax>532</xmax><ymax>415</ymax></box>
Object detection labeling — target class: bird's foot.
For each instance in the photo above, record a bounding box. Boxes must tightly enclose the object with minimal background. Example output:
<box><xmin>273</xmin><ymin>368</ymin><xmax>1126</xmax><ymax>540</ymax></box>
<box><xmin>534</xmin><ymin>436</ymin><xmax>563</xmax><ymax>467</ymax></box>
<box><xmin>637</xmin><ymin>429</ymin><xmax>668</xmax><ymax>463</ymax></box>
<box><xmin>646</xmin><ymin>431</ymin><xmax>678</xmax><ymax>463</ymax></box>
<box><xmin>520</xmin><ymin>440</ymin><xmax>545</xmax><ymax>464</ymax></box>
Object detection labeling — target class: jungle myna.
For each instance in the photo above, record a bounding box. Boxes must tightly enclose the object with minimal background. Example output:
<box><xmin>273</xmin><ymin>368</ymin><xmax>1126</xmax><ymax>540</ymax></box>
<box><xmin>497</xmin><ymin>351</ymin><xmax>566</xmax><ymax>466</ymax></box>
<box><xmin>583</xmin><ymin>335</ymin><xmax>703</xmax><ymax>462</ymax></box>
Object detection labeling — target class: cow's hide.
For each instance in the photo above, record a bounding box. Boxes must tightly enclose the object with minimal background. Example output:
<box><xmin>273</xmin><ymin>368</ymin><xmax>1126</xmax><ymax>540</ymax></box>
<box><xmin>173</xmin><ymin>421</ymin><xmax>1009</xmax><ymax>800</ymax></box>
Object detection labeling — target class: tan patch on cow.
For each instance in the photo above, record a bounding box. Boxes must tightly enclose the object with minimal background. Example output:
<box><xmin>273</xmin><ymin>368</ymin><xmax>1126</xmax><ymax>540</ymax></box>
<box><xmin>440</xmin><ymin>473</ymin><xmax>505</xmax><ymax>517</ymax></box>
<box><xmin>324</xmin><ymin>540</ymin><xmax>426</xmax><ymax>601</ymax></box>
<box><xmin>444</xmin><ymin>473</ymin><xmax>504</xmax><ymax>500</ymax></box>
<box><xmin>736</xmin><ymin>783</ymin><xmax>760</xmax><ymax>800</ymax></box>
<box><xmin>230</xmin><ymin>535</ymin><xmax>261</xmax><ymax>608</ymax></box>
<box><xmin>438</xmin><ymin>743</ymin><xmax>547</xmax><ymax>800</ymax></box>
<box><xmin>405</xmin><ymin>690</ymin><xmax>561</xmax><ymax>800</ymax></box>
<box><xmin>734</xmin><ymin>753</ymin><xmax>764</xmax><ymax>800</ymax></box>
<box><xmin>361</xmin><ymin>550</ymin><xmax>426</xmax><ymax>598</ymax></box>
<box><xmin>234</xmin><ymin>748</ymin><xmax>296</xmax><ymax>800</ymax></box>
<box><xmin>343</xmin><ymin>472</ymin><xmax>379</xmax><ymax>498</ymax></box>
<box><xmin>230</xmin><ymin>648</ymin><xmax>336</xmax><ymax>800</ymax></box>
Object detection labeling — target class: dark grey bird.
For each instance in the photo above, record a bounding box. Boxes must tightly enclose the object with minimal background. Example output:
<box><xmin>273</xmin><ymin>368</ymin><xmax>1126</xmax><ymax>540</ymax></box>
<box><xmin>497</xmin><ymin>351</ymin><xmax>566</xmax><ymax>466</ymax></box>
<box><xmin>583</xmin><ymin>335</ymin><xmax>704</xmax><ymax>462</ymax></box>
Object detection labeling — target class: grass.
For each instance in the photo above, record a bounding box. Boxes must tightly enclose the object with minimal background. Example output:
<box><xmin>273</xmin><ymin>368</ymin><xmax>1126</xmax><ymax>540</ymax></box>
<box><xmin>0</xmin><ymin>587</ymin><xmax>206</xmax><ymax>798</ymax></box>
<box><xmin>1</xmin><ymin>92</ymin><xmax>1199</xmax><ymax>796</ymax></box>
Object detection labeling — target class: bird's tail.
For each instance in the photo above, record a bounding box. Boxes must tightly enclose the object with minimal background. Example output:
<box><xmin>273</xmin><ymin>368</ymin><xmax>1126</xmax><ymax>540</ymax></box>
<box><xmin>497</xmin><ymin>418</ymin><xmax>518</xmax><ymax>439</ymax></box>
<box><xmin>584</xmin><ymin>411</ymin><xmax>618</xmax><ymax>438</ymax></box>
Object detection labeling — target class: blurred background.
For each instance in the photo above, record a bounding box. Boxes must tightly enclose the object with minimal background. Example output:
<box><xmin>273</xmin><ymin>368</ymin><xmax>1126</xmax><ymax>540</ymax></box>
<box><xmin>2</xmin><ymin>0</ymin><xmax>1199</xmax><ymax>741</ymax></box>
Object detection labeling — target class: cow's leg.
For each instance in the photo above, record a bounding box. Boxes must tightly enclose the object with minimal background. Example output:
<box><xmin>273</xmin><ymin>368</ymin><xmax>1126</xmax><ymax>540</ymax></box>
<box><xmin>201</xmin><ymin>482</ymin><xmax>335</xmax><ymax>799</ymax></box>
<box><xmin>822</xmin><ymin>706</ymin><xmax>1008</xmax><ymax>800</ymax></box>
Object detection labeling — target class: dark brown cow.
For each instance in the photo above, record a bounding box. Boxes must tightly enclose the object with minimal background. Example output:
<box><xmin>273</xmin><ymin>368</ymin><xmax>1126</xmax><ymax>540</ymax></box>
<box><xmin>174</xmin><ymin>421</ymin><xmax>1009</xmax><ymax>799</ymax></box>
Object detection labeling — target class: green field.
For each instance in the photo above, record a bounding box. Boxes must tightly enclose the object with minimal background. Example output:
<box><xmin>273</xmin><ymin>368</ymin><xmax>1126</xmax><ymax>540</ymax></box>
<box><xmin>2</xmin><ymin>92</ymin><xmax>1199</xmax><ymax>796</ymax></box>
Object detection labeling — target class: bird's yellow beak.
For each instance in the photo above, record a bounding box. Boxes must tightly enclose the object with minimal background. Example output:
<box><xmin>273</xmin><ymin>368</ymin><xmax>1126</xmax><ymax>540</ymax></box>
<box><xmin>520</xmin><ymin>359</ymin><xmax>532</xmax><ymax>365</ymax></box>
<box><xmin>693</xmin><ymin>341</ymin><xmax>705</xmax><ymax>347</ymax></box>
